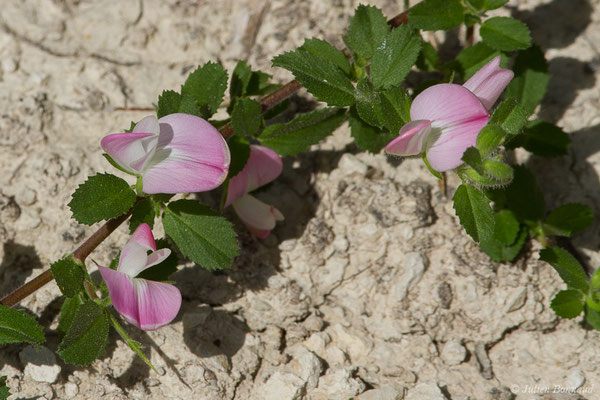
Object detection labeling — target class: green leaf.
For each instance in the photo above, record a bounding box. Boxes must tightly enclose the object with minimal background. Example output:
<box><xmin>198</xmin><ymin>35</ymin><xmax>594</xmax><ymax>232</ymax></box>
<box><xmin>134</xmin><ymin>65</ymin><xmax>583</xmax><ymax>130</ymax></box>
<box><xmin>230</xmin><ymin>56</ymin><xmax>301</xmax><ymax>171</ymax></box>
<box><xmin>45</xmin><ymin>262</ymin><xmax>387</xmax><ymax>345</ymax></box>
<box><xmin>493</xmin><ymin>210</ymin><xmax>520</xmax><ymax>244</ymax></box>
<box><xmin>232</xmin><ymin>98</ymin><xmax>263</xmax><ymax>137</ymax></box>
<box><xmin>539</xmin><ymin>247</ymin><xmax>589</xmax><ymax>292</ymax></box>
<box><xmin>0</xmin><ymin>305</ymin><xmax>45</xmax><ymax>345</ymax></box>
<box><xmin>479</xmin><ymin>224</ymin><xmax>526</xmax><ymax>262</ymax></box>
<box><xmin>505</xmin><ymin>166</ymin><xmax>545</xmax><ymax>222</ymax></box>
<box><xmin>227</xmin><ymin>136</ymin><xmax>251</xmax><ymax>179</ymax></box>
<box><xmin>57</xmin><ymin>300</ymin><xmax>109</xmax><ymax>366</ymax></box>
<box><xmin>476</xmin><ymin>124</ymin><xmax>506</xmax><ymax>157</ymax></box>
<box><xmin>68</xmin><ymin>173</ymin><xmax>136</xmax><ymax>225</ymax></box>
<box><xmin>51</xmin><ymin>256</ymin><xmax>84</xmax><ymax>298</ymax></box>
<box><xmin>480</xmin><ymin>17</ymin><xmax>531</xmax><ymax>51</ymax></box>
<box><xmin>355</xmin><ymin>79</ymin><xmax>383</xmax><ymax>127</ymax></box>
<box><xmin>489</xmin><ymin>98</ymin><xmax>528</xmax><ymax>136</ymax></box>
<box><xmin>163</xmin><ymin>200</ymin><xmax>239</xmax><ymax>270</ymax></box>
<box><xmin>467</xmin><ymin>0</ymin><xmax>508</xmax><ymax>10</ymax></box>
<box><xmin>371</xmin><ymin>25</ymin><xmax>422</xmax><ymax>89</ymax></box>
<box><xmin>461</xmin><ymin>147</ymin><xmax>485</xmax><ymax>175</ymax></box>
<box><xmin>264</xmin><ymin>99</ymin><xmax>290</xmax><ymax>120</ymax></box>
<box><xmin>135</xmin><ymin>238</ymin><xmax>179</xmax><ymax>281</ymax></box>
<box><xmin>505</xmin><ymin>120</ymin><xmax>570</xmax><ymax>157</ymax></box>
<box><xmin>58</xmin><ymin>296</ymin><xmax>84</xmax><ymax>339</ymax></box>
<box><xmin>229</xmin><ymin>60</ymin><xmax>253</xmax><ymax>101</ymax></box>
<box><xmin>543</xmin><ymin>203</ymin><xmax>594</xmax><ymax>237</ymax></box>
<box><xmin>460</xmin><ymin>166</ymin><xmax>506</xmax><ymax>187</ymax></box>
<box><xmin>343</xmin><ymin>5</ymin><xmax>389</xmax><ymax>60</ymax></box>
<box><xmin>416</xmin><ymin>42</ymin><xmax>439</xmax><ymax>72</ymax></box>
<box><xmin>301</xmin><ymin>38</ymin><xmax>351</xmax><ymax>75</ymax></box>
<box><xmin>272</xmin><ymin>49</ymin><xmax>356</xmax><ymax>107</ymax></box>
<box><xmin>157</xmin><ymin>90</ymin><xmax>182</xmax><ymax>119</ymax></box>
<box><xmin>0</xmin><ymin>375</ymin><xmax>10</xmax><ymax>400</ymax></box>
<box><xmin>453</xmin><ymin>42</ymin><xmax>502</xmax><ymax>80</ymax></box>
<box><xmin>260</xmin><ymin>108</ymin><xmax>347</xmax><ymax>156</ymax></box>
<box><xmin>178</xmin><ymin>93</ymin><xmax>202</xmax><ymax>116</ymax></box>
<box><xmin>585</xmin><ymin>305</ymin><xmax>600</xmax><ymax>330</ymax></box>
<box><xmin>505</xmin><ymin>45</ymin><xmax>550</xmax><ymax>115</ymax></box>
<box><xmin>551</xmin><ymin>290</ymin><xmax>584</xmax><ymax>319</ymax></box>
<box><xmin>129</xmin><ymin>197</ymin><xmax>156</xmax><ymax>233</ymax></box>
<box><xmin>408</xmin><ymin>0</ymin><xmax>464</xmax><ymax>31</ymax></box>
<box><xmin>378</xmin><ymin>86</ymin><xmax>411</xmax><ymax>133</ymax></box>
<box><xmin>483</xmin><ymin>159</ymin><xmax>513</xmax><ymax>182</ymax></box>
<box><xmin>349</xmin><ymin>107</ymin><xmax>396</xmax><ymax>154</ymax></box>
<box><xmin>181</xmin><ymin>62</ymin><xmax>228</xmax><ymax>119</ymax></box>
<box><xmin>453</xmin><ymin>183</ymin><xmax>495</xmax><ymax>243</ymax></box>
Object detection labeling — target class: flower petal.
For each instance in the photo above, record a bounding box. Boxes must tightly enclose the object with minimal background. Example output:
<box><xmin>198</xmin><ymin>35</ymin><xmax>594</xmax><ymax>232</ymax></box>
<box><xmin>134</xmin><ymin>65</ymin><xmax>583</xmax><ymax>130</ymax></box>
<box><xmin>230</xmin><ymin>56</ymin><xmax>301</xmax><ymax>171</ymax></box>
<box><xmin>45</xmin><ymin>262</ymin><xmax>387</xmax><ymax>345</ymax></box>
<box><xmin>410</xmin><ymin>84</ymin><xmax>489</xmax><ymax>127</ymax></box>
<box><xmin>118</xmin><ymin>242</ymin><xmax>149</xmax><ymax>277</ymax></box>
<box><xmin>129</xmin><ymin>223</ymin><xmax>157</xmax><ymax>251</ymax></box>
<box><xmin>225</xmin><ymin>145</ymin><xmax>282</xmax><ymax>206</ymax></box>
<box><xmin>133</xmin><ymin>279</ymin><xmax>182</xmax><ymax>330</ymax></box>
<box><xmin>145</xmin><ymin>248</ymin><xmax>171</xmax><ymax>269</ymax></box>
<box><xmin>101</xmin><ymin>132</ymin><xmax>158</xmax><ymax>174</ymax></box>
<box><xmin>384</xmin><ymin>120</ymin><xmax>432</xmax><ymax>156</ymax></box>
<box><xmin>463</xmin><ymin>56</ymin><xmax>513</xmax><ymax>110</ymax></box>
<box><xmin>141</xmin><ymin>113</ymin><xmax>230</xmax><ymax>194</ymax></box>
<box><xmin>98</xmin><ymin>266</ymin><xmax>138</xmax><ymax>324</ymax></box>
<box><xmin>426</xmin><ymin>115</ymin><xmax>489</xmax><ymax>172</ymax></box>
<box><xmin>232</xmin><ymin>194</ymin><xmax>283</xmax><ymax>237</ymax></box>
<box><xmin>133</xmin><ymin>115</ymin><xmax>160</xmax><ymax>135</ymax></box>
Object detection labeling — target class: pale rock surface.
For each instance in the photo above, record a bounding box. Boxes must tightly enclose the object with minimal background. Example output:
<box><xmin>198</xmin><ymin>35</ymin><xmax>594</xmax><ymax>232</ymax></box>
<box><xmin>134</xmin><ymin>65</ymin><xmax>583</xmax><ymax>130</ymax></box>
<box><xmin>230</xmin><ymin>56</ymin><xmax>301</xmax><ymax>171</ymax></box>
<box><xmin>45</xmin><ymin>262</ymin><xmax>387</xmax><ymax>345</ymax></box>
<box><xmin>19</xmin><ymin>345</ymin><xmax>61</xmax><ymax>384</ymax></box>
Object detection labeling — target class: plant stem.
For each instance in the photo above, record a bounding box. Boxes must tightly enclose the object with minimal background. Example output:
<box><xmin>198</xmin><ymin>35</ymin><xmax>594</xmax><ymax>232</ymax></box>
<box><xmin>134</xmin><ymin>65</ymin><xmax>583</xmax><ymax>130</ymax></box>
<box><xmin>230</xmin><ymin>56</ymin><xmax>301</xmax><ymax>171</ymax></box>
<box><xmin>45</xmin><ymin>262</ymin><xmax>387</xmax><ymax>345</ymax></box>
<box><xmin>466</xmin><ymin>25</ymin><xmax>475</xmax><ymax>47</ymax></box>
<box><xmin>0</xmin><ymin>8</ymin><xmax>413</xmax><ymax>308</ymax></box>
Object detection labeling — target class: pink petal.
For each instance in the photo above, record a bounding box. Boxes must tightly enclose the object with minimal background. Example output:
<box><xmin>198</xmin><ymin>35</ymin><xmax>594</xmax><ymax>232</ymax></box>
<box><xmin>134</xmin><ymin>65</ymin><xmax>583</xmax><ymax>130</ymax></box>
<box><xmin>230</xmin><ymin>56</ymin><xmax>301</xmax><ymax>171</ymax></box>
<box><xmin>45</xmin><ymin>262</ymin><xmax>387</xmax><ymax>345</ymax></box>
<box><xmin>225</xmin><ymin>145</ymin><xmax>283</xmax><ymax>206</ymax></box>
<box><xmin>129</xmin><ymin>223</ymin><xmax>157</xmax><ymax>251</ymax></box>
<box><xmin>133</xmin><ymin>115</ymin><xmax>160</xmax><ymax>135</ymax></box>
<box><xmin>118</xmin><ymin>242</ymin><xmax>149</xmax><ymax>277</ymax></box>
<box><xmin>141</xmin><ymin>113</ymin><xmax>230</xmax><ymax>194</ymax></box>
<box><xmin>463</xmin><ymin>56</ymin><xmax>513</xmax><ymax>110</ymax></box>
<box><xmin>426</xmin><ymin>116</ymin><xmax>489</xmax><ymax>172</ymax></box>
<box><xmin>99</xmin><ymin>266</ymin><xmax>182</xmax><ymax>331</ymax></box>
<box><xmin>98</xmin><ymin>266</ymin><xmax>138</xmax><ymax>324</ymax></box>
<box><xmin>145</xmin><ymin>248</ymin><xmax>171</xmax><ymax>269</ymax></box>
<box><xmin>384</xmin><ymin>120</ymin><xmax>432</xmax><ymax>156</ymax></box>
<box><xmin>101</xmin><ymin>132</ymin><xmax>158</xmax><ymax>174</ymax></box>
<box><xmin>232</xmin><ymin>194</ymin><xmax>284</xmax><ymax>237</ymax></box>
<box><xmin>410</xmin><ymin>84</ymin><xmax>489</xmax><ymax>127</ymax></box>
<box><xmin>133</xmin><ymin>279</ymin><xmax>182</xmax><ymax>331</ymax></box>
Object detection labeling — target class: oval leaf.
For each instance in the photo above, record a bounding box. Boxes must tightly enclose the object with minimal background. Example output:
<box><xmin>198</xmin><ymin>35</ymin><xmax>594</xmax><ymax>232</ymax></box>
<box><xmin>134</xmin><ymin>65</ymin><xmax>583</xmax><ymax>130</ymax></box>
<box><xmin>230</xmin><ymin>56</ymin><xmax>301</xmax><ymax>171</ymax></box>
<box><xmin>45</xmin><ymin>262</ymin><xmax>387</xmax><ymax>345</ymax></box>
<box><xmin>0</xmin><ymin>305</ymin><xmax>45</xmax><ymax>345</ymax></box>
<box><xmin>480</xmin><ymin>17</ymin><xmax>531</xmax><ymax>51</ymax></box>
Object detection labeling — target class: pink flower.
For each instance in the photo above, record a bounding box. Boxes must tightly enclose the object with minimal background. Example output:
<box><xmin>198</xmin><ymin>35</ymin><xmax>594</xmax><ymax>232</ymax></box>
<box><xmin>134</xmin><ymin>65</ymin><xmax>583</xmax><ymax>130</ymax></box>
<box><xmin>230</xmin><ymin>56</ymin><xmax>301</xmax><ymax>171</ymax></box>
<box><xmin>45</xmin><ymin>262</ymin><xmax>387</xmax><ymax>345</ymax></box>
<box><xmin>101</xmin><ymin>113</ymin><xmax>230</xmax><ymax>194</ymax></box>
<box><xmin>98</xmin><ymin>224</ymin><xmax>181</xmax><ymax>330</ymax></box>
<box><xmin>225</xmin><ymin>145</ymin><xmax>284</xmax><ymax>238</ymax></box>
<box><xmin>385</xmin><ymin>56</ymin><xmax>513</xmax><ymax>172</ymax></box>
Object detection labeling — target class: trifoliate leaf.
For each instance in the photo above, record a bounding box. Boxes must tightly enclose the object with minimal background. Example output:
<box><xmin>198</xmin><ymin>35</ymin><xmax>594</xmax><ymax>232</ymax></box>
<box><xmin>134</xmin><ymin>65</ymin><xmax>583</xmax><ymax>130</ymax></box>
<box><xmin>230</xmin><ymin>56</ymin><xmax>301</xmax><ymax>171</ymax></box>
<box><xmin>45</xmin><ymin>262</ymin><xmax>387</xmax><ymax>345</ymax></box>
<box><xmin>551</xmin><ymin>290</ymin><xmax>584</xmax><ymax>319</ymax></box>
<box><xmin>129</xmin><ymin>197</ymin><xmax>156</xmax><ymax>233</ymax></box>
<box><xmin>260</xmin><ymin>108</ymin><xmax>347</xmax><ymax>156</ymax></box>
<box><xmin>157</xmin><ymin>90</ymin><xmax>182</xmax><ymax>118</ymax></box>
<box><xmin>51</xmin><ymin>255</ymin><xmax>84</xmax><ymax>298</ymax></box>
<box><xmin>68</xmin><ymin>173</ymin><xmax>136</xmax><ymax>225</ymax></box>
<box><xmin>543</xmin><ymin>203</ymin><xmax>594</xmax><ymax>237</ymax></box>
<box><xmin>453</xmin><ymin>42</ymin><xmax>502</xmax><ymax>80</ymax></box>
<box><xmin>492</xmin><ymin>210</ymin><xmax>520</xmax><ymax>245</ymax></box>
<box><xmin>505</xmin><ymin>166</ymin><xmax>545</xmax><ymax>222</ymax></box>
<box><xmin>0</xmin><ymin>305</ymin><xmax>45</xmax><ymax>345</ymax></box>
<box><xmin>227</xmin><ymin>136</ymin><xmax>251</xmax><ymax>179</ymax></box>
<box><xmin>489</xmin><ymin>98</ymin><xmax>528</xmax><ymax>136</ymax></box>
<box><xmin>539</xmin><ymin>247</ymin><xmax>589</xmax><ymax>292</ymax></box>
<box><xmin>343</xmin><ymin>5</ymin><xmax>389</xmax><ymax>60</ymax></box>
<box><xmin>378</xmin><ymin>86</ymin><xmax>411</xmax><ymax>133</ymax></box>
<box><xmin>505</xmin><ymin>45</ymin><xmax>549</xmax><ymax>115</ymax></box>
<box><xmin>272</xmin><ymin>50</ymin><xmax>355</xmax><ymax>107</ymax></box>
<box><xmin>58</xmin><ymin>296</ymin><xmax>84</xmax><ymax>340</ymax></box>
<box><xmin>371</xmin><ymin>25</ymin><xmax>422</xmax><ymax>89</ymax></box>
<box><xmin>453</xmin><ymin>183</ymin><xmax>495</xmax><ymax>243</ymax></box>
<box><xmin>181</xmin><ymin>62</ymin><xmax>228</xmax><ymax>119</ymax></box>
<box><xmin>505</xmin><ymin>120</ymin><xmax>570</xmax><ymax>157</ymax></box>
<box><xmin>408</xmin><ymin>0</ymin><xmax>464</xmax><ymax>31</ymax></box>
<box><xmin>229</xmin><ymin>60</ymin><xmax>253</xmax><ymax>101</ymax></box>
<box><xmin>301</xmin><ymin>38</ymin><xmax>352</xmax><ymax>75</ymax></box>
<box><xmin>57</xmin><ymin>300</ymin><xmax>108</xmax><ymax>366</ymax></box>
<box><xmin>355</xmin><ymin>79</ymin><xmax>383</xmax><ymax>127</ymax></box>
<box><xmin>480</xmin><ymin>17</ymin><xmax>531</xmax><ymax>51</ymax></box>
<box><xmin>163</xmin><ymin>200</ymin><xmax>239</xmax><ymax>270</ymax></box>
<box><xmin>231</xmin><ymin>98</ymin><xmax>263</xmax><ymax>137</ymax></box>
<box><xmin>479</xmin><ymin>224</ymin><xmax>526</xmax><ymax>262</ymax></box>
<box><xmin>349</xmin><ymin>107</ymin><xmax>396</xmax><ymax>154</ymax></box>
